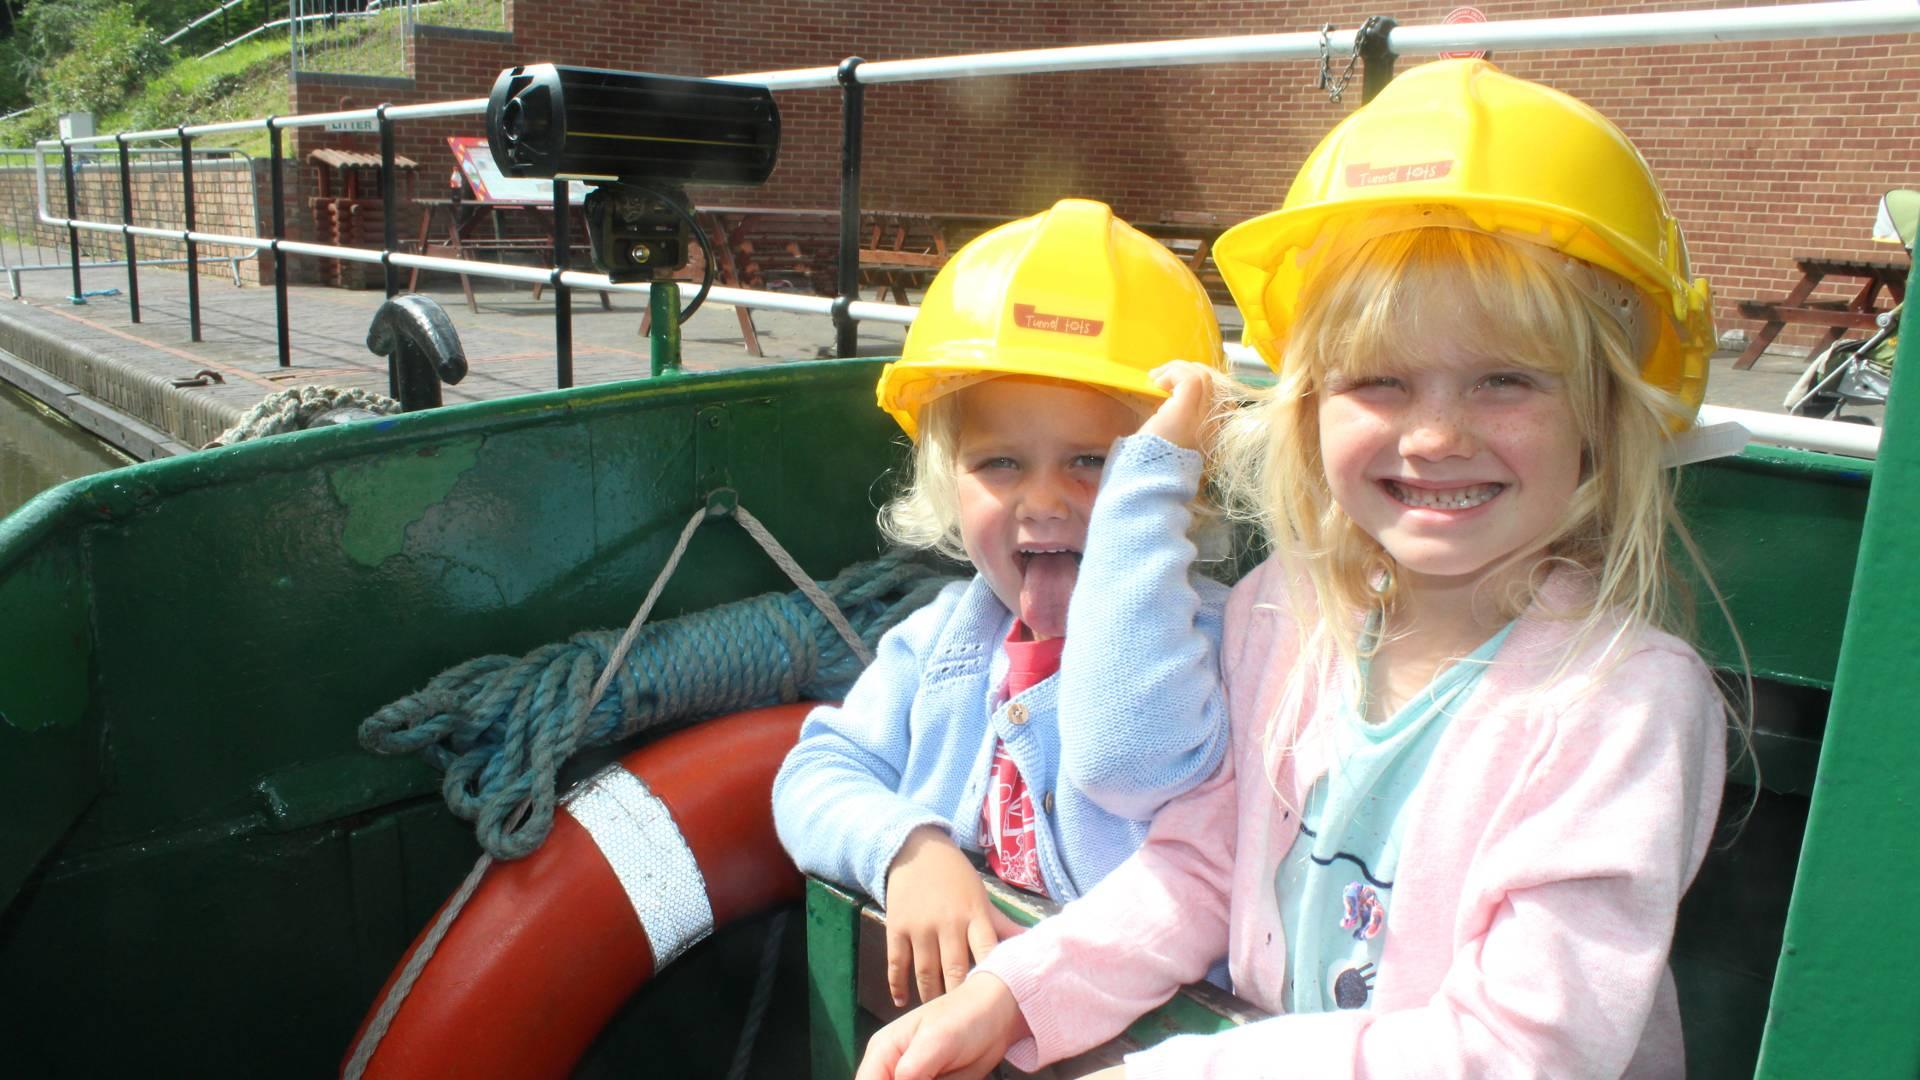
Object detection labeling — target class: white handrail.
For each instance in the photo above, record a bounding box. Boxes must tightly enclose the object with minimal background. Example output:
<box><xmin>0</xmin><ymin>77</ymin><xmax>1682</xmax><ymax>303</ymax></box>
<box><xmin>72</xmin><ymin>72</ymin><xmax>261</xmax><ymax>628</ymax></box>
<box><xmin>37</xmin><ymin>0</ymin><xmax>1920</xmax><ymax>147</ymax></box>
<box><xmin>1698</xmin><ymin>404</ymin><xmax>1881</xmax><ymax>460</ymax></box>
<box><xmin>721</xmin><ymin>0</ymin><xmax>1920</xmax><ymax>89</ymax></box>
<box><xmin>163</xmin><ymin>0</ymin><xmax>260</xmax><ymax>46</ymax></box>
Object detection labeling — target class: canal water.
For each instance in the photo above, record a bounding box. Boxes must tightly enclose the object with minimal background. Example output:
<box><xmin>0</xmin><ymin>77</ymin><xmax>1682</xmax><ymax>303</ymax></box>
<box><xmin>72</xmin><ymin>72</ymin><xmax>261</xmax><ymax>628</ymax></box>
<box><xmin>1</xmin><ymin>381</ymin><xmax>134</xmax><ymax>518</ymax></box>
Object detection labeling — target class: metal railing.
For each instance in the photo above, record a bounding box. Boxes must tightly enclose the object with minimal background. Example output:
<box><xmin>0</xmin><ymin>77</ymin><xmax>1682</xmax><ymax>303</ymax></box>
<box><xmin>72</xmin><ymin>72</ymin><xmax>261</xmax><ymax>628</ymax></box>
<box><xmin>28</xmin><ymin>0</ymin><xmax>1920</xmax><ymax>450</ymax></box>
<box><xmin>0</xmin><ymin>146</ymin><xmax>254</xmax><ymax>300</ymax></box>
<box><xmin>163</xmin><ymin>0</ymin><xmax>277</xmax><ymax>49</ymax></box>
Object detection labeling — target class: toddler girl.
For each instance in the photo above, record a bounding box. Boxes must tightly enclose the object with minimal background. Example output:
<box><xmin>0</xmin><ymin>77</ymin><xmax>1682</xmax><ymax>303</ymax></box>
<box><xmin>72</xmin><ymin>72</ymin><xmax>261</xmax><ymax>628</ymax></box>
<box><xmin>774</xmin><ymin>198</ymin><xmax>1233</xmax><ymax>1009</ymax></box>
<box><xmin>859</xmin><ymin>60</ymin><xmax>1731</xmax><ymax>1079</ymax></box>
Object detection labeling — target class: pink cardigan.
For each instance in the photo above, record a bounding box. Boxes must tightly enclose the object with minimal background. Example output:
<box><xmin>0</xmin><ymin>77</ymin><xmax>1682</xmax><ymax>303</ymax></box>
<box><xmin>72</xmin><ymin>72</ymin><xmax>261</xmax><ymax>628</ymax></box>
<box><xmin>977</xmin><ymin>559</ymin><xmax>1726</xmax><ymax>1078</ymax></box>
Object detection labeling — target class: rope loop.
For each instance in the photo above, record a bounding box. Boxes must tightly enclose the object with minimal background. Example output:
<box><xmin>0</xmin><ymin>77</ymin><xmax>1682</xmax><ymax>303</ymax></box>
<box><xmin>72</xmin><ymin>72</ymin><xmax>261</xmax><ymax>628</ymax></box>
<box><xmin>204</xmin><ymin>385</ymin><xmax>401</xmax><ymax>447</ymax></box>
<box><xmin>360</xmin><ymin>498</ymin><xmax>959</xmax><ymax>860</ymax></box>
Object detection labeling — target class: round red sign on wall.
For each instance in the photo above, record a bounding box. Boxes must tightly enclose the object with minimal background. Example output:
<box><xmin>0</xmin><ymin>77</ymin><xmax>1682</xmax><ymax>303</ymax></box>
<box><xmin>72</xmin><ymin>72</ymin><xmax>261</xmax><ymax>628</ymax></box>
<box><xmin>1440</xmin><ymin>6</ymin><xmax>1489</xmax><ymax>61</ymax></box>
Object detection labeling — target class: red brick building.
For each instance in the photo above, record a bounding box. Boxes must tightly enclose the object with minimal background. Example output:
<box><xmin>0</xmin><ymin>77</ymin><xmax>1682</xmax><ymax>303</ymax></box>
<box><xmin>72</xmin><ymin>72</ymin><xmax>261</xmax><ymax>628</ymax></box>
<box><xmin>290</xmin><ymin>0</ymin><xmax>1920</xmax><ymax>347</ymax></box>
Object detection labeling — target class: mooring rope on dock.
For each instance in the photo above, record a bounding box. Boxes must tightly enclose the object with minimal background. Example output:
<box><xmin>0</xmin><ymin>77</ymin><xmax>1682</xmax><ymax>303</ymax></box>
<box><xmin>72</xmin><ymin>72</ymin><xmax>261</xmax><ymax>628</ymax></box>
<box><xmin>205</xmin><ymin>385</ymin><xmax>400</xmax><ymax>447</ymax></box>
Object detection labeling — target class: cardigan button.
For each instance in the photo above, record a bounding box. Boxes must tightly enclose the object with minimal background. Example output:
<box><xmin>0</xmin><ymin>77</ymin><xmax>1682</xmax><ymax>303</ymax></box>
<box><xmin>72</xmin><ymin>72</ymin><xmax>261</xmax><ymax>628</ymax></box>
<box><xmin>1042</xmin><ymin>791</ymin><xmax>1054</xmax><ymax>813</ymax></box>
<box><xmin>1007</xmin><ymin>702</ymin><xmax>1030</xmax><ymax>725</ymax></box>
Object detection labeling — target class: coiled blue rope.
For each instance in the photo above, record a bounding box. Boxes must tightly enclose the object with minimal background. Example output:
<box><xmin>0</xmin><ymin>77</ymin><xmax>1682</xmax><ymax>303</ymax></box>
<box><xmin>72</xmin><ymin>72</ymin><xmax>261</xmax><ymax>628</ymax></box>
<box><xmin>359</xmin><ymin>553</ymin><xmax>957</xmax><ymax>859</ymax></box>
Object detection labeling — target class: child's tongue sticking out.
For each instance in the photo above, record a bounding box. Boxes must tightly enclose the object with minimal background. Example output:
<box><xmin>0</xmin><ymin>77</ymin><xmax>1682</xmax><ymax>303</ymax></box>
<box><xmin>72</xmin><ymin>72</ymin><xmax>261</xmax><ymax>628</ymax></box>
<box><xmin>1018</xmin><ymin>551</ymin><xmax>1080</xmax><ymax>639</ymax></box>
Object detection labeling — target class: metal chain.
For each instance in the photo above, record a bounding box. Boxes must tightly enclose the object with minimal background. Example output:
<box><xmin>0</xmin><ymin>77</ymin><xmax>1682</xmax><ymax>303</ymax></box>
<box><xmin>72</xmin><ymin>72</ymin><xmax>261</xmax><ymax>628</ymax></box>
<box><xmin>1316</xmin><ymin>23</ymin><xmax>1362</xmax><ymax>103</ymax></box>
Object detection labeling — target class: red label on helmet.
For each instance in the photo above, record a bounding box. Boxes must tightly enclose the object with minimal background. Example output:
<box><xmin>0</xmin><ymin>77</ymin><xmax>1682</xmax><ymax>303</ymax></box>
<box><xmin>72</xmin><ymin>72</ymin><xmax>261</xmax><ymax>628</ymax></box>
<box><xmin>1344</xmin><ymin>160</ymin><xmax>1455</xmax><ymax>187</ymax></box>
<box><xmin>1013</xmin><ymin>304</ymin><xmax>1104</xmax><ymax>336</ymax></box>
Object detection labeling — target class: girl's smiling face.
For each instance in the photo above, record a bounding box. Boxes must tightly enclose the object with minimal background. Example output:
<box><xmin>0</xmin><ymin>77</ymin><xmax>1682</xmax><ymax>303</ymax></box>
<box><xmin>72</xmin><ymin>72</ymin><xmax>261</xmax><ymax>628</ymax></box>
<box><xmin>1317</xmin><ymin>338</ymin><xmax>1584</xmax><ymax>596</ymax></box>
<box><xmin>953</xmin><ymin>377</ymin><xmax>1144</xmax><ymax>639</ymax></box>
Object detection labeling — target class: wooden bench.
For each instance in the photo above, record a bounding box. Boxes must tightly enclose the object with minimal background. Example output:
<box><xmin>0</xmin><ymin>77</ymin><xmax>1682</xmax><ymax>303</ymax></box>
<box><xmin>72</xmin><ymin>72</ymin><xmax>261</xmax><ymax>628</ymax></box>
<box><xmin>858</xmin><ymin>211</ymin><xmax>1008</xmax><ymax>303</ymax></box>
<box><xmin>635</xmin><ymin>209</ymin><xmax>842</xmax><ymax>355</ymax></box>
<box><xmin>703</xmin><ymin>208</ymin><xmax>842</xmax><ymax>297</ymax></box>
<box><xmin>1735</xmin><ymin>255</ymin><xmax>1907</xmax><ymax>368</ymax></box>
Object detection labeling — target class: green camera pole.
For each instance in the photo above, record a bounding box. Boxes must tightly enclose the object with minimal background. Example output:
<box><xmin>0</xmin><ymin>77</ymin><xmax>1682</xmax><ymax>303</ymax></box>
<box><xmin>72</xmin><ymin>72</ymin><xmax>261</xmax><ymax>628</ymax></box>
<box><xmin>649</xmin><ymin>280</ymin><xmax>682</xmax><ymax>377</ymax></box>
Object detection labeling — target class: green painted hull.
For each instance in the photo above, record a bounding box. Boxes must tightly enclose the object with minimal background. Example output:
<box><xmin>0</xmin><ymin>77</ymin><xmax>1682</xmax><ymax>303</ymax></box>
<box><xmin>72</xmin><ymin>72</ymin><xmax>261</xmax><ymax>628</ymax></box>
<box><xmin>0</xmin><ymin>357</ymin><xmax>1890</xmax><ymax>1074</ymax></box>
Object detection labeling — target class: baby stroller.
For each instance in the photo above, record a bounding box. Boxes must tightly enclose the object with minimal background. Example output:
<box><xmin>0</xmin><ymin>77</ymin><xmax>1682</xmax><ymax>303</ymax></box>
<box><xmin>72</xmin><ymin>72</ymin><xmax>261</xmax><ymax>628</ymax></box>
<box><xmin>1785</xmin><ymin>189</ymin><xmax>1916</xmax><ymax>422</ymax></box>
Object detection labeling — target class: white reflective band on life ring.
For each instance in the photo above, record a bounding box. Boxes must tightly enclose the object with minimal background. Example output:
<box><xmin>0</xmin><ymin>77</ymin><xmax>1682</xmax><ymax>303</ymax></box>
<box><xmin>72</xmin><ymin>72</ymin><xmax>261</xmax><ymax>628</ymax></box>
<box><xmin>562</xmin><ymin>765</ymin><xmax>715</xmax><ymax>969</ymax></box>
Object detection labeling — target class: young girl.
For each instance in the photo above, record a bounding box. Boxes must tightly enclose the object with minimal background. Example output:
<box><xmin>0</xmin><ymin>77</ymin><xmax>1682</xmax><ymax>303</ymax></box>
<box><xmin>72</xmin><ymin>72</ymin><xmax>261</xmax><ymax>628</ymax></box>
<box><xmin>857</xmin><ymin>61</ymin><xmax>1730</xmax><ymax>1079</ymax></box>
<box><xmin>773</xmin><ymin>198</ymin><xmax>1234</xmax><ymax>1009</ymax></box>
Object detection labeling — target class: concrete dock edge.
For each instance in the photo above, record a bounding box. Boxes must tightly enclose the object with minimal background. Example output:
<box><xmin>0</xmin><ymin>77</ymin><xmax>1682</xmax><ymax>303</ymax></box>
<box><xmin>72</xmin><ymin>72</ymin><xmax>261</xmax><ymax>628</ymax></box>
<box><xmin>0</xmin><ymin>303</ymin><xmax>239</xmax><ymax>457</ymax></box>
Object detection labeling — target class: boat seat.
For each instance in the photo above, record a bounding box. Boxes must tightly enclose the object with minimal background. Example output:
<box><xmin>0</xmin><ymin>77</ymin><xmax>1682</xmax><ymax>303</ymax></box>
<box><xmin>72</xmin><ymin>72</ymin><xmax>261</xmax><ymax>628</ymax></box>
<box><xmin>805</xmin><ymin>874</ymin><xmax>1265</xmax><ymax>1078</ymax></box>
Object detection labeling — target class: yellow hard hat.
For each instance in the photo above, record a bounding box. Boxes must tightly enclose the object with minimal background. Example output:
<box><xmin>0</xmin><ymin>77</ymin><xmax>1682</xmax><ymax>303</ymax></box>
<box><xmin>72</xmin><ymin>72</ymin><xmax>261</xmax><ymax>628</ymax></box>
<box><xmin>876</xmin><ymin>198</ymin><xmax>1225</xmax><ymax>438</ymax></box>
<box><xmin>1214</xmin><ymin>59</ymin><xmax>1713</xmax><ymax>413</ymax></box>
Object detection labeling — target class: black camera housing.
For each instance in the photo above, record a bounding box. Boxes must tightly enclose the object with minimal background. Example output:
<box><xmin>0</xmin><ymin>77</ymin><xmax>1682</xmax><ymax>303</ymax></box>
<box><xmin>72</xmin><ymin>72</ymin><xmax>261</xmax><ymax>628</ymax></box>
<box><xmin>486</xmin><ymin>64</ymin><xmax>781</xmax><ymax>283</ymax></box>
<box><xmin>583</xmin><ymin>184</ymin><xmax>690</xmax><ymax>282</ymax></box>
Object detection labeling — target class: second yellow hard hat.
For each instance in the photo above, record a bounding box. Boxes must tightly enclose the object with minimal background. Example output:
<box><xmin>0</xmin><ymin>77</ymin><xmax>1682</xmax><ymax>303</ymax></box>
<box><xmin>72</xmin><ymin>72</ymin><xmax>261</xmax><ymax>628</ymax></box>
<box><xmin>1214</xmin><ymin>59</ymin><xmax>1713</xmax><ymax>412</ymax></box>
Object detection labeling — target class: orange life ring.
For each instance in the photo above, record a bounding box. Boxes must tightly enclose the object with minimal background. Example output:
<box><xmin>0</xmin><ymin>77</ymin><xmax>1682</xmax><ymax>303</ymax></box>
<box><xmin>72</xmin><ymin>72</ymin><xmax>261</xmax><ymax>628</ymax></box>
<box><xmin>344</xmin><ymin>701</ymin><xmax>814</xmax><ymax>1079</ymax></box>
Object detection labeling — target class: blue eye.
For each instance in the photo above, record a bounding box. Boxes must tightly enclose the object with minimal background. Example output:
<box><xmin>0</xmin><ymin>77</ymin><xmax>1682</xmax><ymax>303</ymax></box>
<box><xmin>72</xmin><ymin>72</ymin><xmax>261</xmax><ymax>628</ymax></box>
<box><xmin>1071</xmin><ymin>454</ymin><xmax>1108</xmax><ymax>469</ymax></box>
<box><xmin>974</xmin><ymin>456</ymin><xmax>1018</xmax><ymax>471</ymax></box>
<box><xmin>1480</xmin><ymin>372</ymin><xmax>1537</xmax><ymax>391</ymax></box>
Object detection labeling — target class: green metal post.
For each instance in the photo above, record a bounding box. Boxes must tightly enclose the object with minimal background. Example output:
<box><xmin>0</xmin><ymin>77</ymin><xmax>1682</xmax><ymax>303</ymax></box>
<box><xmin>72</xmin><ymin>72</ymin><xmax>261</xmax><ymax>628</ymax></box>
<box><xmin>1755</xmin><ymin>278</ymin><xmax>1920</xmax><ymax>1077</ymax></box>
<box><xmin>649</xmin><ymin>281</ymin><xmax>682</xmax><ymax>378</ymax></box>
<box><xmin>806</xmin><ymin>878</ymin><xmax>861</xmax><ymax>1080</ymax></box>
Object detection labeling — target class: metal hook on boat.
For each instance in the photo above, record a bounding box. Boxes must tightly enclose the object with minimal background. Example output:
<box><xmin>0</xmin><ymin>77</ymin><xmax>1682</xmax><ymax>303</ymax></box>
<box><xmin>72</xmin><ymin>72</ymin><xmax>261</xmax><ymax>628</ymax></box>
<box><xmin>366</xmin><ymin>294</ymin><xmax>469</xmax><ymax>412</ymax></box>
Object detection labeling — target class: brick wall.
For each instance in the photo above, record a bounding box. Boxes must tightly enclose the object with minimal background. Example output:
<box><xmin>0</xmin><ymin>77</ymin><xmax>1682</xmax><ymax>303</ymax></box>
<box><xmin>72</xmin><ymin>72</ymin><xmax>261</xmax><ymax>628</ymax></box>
<box><xmin>285</xmin><ymin>0</ymin><xmax>1920</xmax><ymax>349</ymax></box>
<box><xmin>0</xmin><ymin>153</ymin><xmax>270</xmax><ymax>285</ymax></box>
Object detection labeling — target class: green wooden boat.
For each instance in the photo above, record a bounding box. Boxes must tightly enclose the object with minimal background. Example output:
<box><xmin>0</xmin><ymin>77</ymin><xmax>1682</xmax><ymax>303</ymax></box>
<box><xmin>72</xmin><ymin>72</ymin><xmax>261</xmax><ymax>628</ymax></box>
<box><xmin>8</xmin><ymin>11</ymin><xmax>1920</xmax><ymax>1070</ymax></box>
<box><xmin>0</xmin><ymin>346</ymin><xmax>1910</xmax><ymax>1076</ymax></box>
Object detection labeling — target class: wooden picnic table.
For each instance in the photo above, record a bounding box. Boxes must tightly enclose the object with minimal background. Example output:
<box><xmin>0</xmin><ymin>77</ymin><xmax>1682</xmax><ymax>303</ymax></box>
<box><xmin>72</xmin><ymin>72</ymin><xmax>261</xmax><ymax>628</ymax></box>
<box><xmin>646</xmin><ymin>207</ymin><xmax>844</xmax><ymax>356</ymax></box>
<box><xmin>643</xmin><ymin>207</ymin><xmax>1012</xmax><ymax>355</ymax></box>
<box><xmin>1735</xmin><ymin>255</ymin><xmax>1908</xmax><ymax>368</ymax></box>
<box><xmin>406</xmin><ymin>196</ymin><xmax>609</xmax><ymax>314</ymax></box>
<box><xmin>854</xmin><ymin>210</ymin><xmax>1009</xmax><ymax>303</ymax></box>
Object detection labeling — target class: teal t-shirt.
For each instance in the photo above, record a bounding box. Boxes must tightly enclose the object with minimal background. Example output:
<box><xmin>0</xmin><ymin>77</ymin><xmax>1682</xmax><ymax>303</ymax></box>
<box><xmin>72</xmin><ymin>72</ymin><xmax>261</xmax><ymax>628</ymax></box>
<box><xmin>1273</xmin><ymin>621</ymin><xmax>1514</xmax><ymax>1013</ymax></box>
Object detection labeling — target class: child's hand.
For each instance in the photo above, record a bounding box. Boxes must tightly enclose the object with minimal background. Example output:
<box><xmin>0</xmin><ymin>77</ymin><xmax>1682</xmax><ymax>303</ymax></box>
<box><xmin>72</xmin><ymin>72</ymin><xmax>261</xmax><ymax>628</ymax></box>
<box><xmin>1139</xmin><ymin>360</ymin><xmax>1224</xmax><ymax>452</ymax></box>
<box><xmin>854</xmin><ymin>970</ymin><xmax>1029</xmax><ymax>1080</ymax></box>
<box><xmin>883</xmin><ymin>826</ymin><xmax>1025</xmax><ymax>1006</ymax></box>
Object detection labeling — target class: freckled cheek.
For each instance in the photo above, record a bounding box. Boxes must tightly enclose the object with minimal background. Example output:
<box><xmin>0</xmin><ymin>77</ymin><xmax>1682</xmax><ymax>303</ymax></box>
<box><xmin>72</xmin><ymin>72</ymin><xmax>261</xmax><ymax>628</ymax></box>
<box><xmin>1484</xmin><ymin>412</ymin><xmax>1583</xmax><ymax>491</ymax></box>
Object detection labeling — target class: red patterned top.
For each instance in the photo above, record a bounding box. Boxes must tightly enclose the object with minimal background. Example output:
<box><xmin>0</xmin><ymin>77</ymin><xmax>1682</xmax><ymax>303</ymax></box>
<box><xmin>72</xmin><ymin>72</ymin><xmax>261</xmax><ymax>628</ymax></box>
<box><xmin>980</xmin><ymin>623</ymin><xmax>1064</xmax><ymax>897</ymax></box>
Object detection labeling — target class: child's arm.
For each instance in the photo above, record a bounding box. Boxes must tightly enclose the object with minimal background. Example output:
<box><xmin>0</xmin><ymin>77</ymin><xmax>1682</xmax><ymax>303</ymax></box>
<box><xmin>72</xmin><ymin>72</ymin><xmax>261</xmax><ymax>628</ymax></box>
<box><xmin>1057</xmin><ymin>362</ymin><xmax>1232</xmax><ymax>819</ymax></box>
<box><xmin>771</xmin><ymin>582</ymin><xmax>968</xmax><ymax>907</ymax></box>
<box><xmin>863</xmin><ymin>752</ymin><xmax>1242</xmax><ymax>1079</ymax></box>
<box><xmin>773</xmin><ymin>581</ymin><xmax>1019</xmax><ymax>1005</ymax></box>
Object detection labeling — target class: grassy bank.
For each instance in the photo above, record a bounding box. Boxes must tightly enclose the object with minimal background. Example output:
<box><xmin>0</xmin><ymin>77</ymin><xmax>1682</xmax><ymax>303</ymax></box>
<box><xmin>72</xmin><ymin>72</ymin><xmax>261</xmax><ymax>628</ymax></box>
<box><xmin>0</xmin><ymin>0</ymin><xmax>506</xmax><ymax>155</ymax></box>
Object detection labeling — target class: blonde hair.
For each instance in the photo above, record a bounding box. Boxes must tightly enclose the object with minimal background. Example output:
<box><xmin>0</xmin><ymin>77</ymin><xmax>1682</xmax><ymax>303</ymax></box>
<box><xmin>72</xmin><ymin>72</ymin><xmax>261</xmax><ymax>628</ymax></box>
<box><xmin>880</xmin><ymin>392</ymin><xmax>970</xmax><ymax>561</ymax></box>
<box><xmin>1216</xmin><ymin>226</ymin><xmax>1746</xmax><ymax>764</ymax></box>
